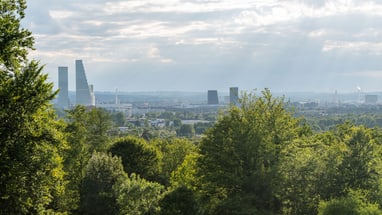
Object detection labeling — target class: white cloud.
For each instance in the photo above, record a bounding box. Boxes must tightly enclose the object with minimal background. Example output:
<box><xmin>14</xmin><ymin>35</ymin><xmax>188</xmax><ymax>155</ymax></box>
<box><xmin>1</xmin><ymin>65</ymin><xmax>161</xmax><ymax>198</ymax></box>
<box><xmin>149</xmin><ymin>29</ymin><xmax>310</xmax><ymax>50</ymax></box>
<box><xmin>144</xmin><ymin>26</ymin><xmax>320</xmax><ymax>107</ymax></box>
<box><xmin>147</xmin><ymin>46</ymin><xmax>174</xmax><ymax>63</ymax></box>
<box><xmin>322</xmin><ymin>40</ymin><xmax>382</xmax><ymax>55</ymax></box>
<box><xmin>308</xmin><ymin>29</ymin><xmax>328</xmax><ymax>38</ymax></box>
<box><xmin>22</xmin><ymin>0</ymin><xmax>382</xmax><ymax>91</ymax></box>
<box><xmin>49</xmin><ymin>10</ymin><xmax>75</xmax><ymax>19</ymax></box>
<box><xmin>114</xmin><ymin>20</ymin><xmax>212</xmax><ymax>39</ymax></box>
<box><xmin>103</xmin><ymin>0</ymin><xmax>256</xmax><ymax>14</ymax></box>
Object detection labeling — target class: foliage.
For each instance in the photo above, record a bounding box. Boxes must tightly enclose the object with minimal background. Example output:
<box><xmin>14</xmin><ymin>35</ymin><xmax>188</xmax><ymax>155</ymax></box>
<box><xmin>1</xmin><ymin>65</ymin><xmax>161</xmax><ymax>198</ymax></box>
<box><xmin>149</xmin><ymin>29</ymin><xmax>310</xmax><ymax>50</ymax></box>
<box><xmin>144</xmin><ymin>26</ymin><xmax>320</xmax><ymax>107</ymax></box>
<box><xmin>109</xmin><ymin>136</ymin><xmax>160</xmax><ymax>181</ymax></box>
<box><xmin>0</xmin><ymin>0</ymin><xmax>33</xmax><ymax>71</ymax></box>
<box><xmin>111</xmin><ymin>111</ymin><xmax>126</xmax><ymax>127</ymax></box>
<box><xmin>334</xmin><ymin>124</ymin><xmax>381</xmax><ymax>194</ymax></box>
<box><xmin>280</xmin><ymin>123</ymin><xmax>382</xmax><ymax>214</ymax></box>
<box><xmin>64</xmin><ymin>106</ymin><xmax>113</xmax><ymax>153</ymax></box>
<box><xmin>61</xmin><ymin>106</ymin><xmax>113</xmax><ymax>211</ymax></box>
<box><xmin>116</xmin><ymin>173</ymin><xmax>164</xmax><ymax>215</ymax></box>
<box><xmin>318</xmin><ymin>190</ymin><xmax>382</xmax><ymax>215</ymax></box>
<box><xmin>177</xmin><ymin>124</ymin><xmax>195</xmax><ymax>137</ymax></box>
<box><xmin>194</xmin><ymin>122</ymin><xmax>214</xmax><ymax>135</ymax></box>
<box><xmin>80</xmin><ymin>152</ymin><xmax>126</xmax><ymax>214</ymax></box>
<box><xmin>280</xmin><ymin>134</ymin><xmax>342</xmax><ymax>214</ymax></box>
<box><xmin>196</xmin><ymin>89</ymin><xmax>304</xmax><ymax>214</ymax></box>
<box><xmin>312</xmin><ymin>124</ymin><xmax>382</xmax><ymax>202</ymax></box>
<box><xmin>152</xmin><ymin>138</ymin><xmax>197</xmax><ymax>185</ymax></box>
<box><xmin>170</xmin><ymin>153</ymin><xmax>200</xmax><ymax>191</ymax></box>
<box><xmin>0</xmin><ymin>59</ymin><xmax>67</xmax><ymax>213</ymax></box>
<box><xmin>85</xmin><ymin>107</ymin><xmax>113</xmax><ymax>152</ymax></box>
<box><xmin>158</xmin><ymin>186</ymin><xmax>199</xmax><ymax>215</ymax></box>
<box><xmin>62</xmin><ymin>106</ymin><xmax>91</xmax><ymax>212</ymax></box>
<box><xmin>303</xmin><ymin>113</ymin><xmax>382</xmax><ymax>132</ymax></box>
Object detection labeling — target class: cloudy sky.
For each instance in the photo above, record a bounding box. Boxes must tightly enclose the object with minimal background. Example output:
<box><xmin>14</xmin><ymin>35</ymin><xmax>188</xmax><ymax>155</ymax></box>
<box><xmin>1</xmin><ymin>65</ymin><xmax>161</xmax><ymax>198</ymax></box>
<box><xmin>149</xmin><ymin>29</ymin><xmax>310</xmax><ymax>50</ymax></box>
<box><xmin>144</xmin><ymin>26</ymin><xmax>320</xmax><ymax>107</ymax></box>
<box><xmin>23</xmin><ymin>0</ymin><xmax>382</xmax><ymax>93</ymax></box>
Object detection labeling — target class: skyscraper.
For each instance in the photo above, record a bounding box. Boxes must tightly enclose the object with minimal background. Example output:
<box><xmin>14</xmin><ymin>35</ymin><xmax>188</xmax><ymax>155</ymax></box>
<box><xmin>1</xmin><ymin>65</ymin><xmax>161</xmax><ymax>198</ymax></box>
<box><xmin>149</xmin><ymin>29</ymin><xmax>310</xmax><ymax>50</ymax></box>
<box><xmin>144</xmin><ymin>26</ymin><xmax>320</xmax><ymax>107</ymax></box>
<box><xmin>208</xmin><ymin>90</ymin><xmax>219</xmax><ymax>105</ymax></box>
<box><xmin>230</xmin><ymin>87</ymin><xmax>239</xmax><ymax>105</ymax></box>
<box><xmin>57</xmin><ymin>66</ymin><xmax>69</xmax><ymax>108</ymax></box>
<box><xmin>76</xmin><ymin>60</ymin><xmax>93</xmax><ymax>106</ymax></box>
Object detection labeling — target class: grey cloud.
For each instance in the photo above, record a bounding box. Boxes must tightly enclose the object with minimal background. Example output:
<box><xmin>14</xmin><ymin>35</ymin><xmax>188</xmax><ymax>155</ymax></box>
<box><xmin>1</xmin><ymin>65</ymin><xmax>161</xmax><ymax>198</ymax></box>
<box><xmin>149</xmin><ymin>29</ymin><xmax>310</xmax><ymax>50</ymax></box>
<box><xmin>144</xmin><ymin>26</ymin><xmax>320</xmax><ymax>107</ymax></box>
<box><xmin>23</xmin><ymin>0</ymin><xmax>382</xmax><ymax>92</ymax></box>
<box><xmin>299</xmin><ymin>0</ymin><xmax>326</xmax><ymax>7</ymax></box>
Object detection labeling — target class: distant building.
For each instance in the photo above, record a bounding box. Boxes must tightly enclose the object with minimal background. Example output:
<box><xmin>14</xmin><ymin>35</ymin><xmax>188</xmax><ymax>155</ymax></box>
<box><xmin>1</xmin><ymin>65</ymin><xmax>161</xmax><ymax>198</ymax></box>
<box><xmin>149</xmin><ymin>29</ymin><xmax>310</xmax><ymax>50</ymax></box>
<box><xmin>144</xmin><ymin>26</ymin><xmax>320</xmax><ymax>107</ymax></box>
<box><xmin>230</xmin><ymin>87</ymin><xmax>239</xmax><ymax>105</ymax></box>
<box><xmin>57</xmin><ymin>66</ymin><xmax>69</xmax><ymax>108</ymax></box>
<box><xmin>365</xmin><ymin>95</ymin><xmax>378</xmax><ymax>104</ymax></box>
<box><xmin>96</xmin><ymin>103</ymin><xmax>133</xmax><ymax>118</ymax></box>
<box><xmin>207</xmin><ymin>90</ymin><xmax>219</xmax><ymax>105</ymax></box>
<box><xmin>75</xmin><ymin>60</ymin><xmax>93</xmax><ymax>106</ymax></box>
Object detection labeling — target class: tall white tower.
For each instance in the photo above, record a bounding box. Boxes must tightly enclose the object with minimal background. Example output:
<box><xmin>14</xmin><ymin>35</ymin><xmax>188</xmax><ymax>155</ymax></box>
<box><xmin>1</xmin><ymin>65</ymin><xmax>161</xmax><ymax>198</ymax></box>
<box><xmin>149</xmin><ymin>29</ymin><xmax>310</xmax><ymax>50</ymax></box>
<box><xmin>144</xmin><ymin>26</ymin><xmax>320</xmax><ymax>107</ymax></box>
<box><xmin>230</xmin><ymin>87</ymin><xmax>239</xmax><ymax>105</ymax></box>
<box><xmin>75</xmin><ymin>60</ymin><xmax>93</xmax><ymax>106</ymax></box>
<box><xmin>57</xmin><ymin>66</ymin><xmax>69</xmax><ymax>108</ymax></box>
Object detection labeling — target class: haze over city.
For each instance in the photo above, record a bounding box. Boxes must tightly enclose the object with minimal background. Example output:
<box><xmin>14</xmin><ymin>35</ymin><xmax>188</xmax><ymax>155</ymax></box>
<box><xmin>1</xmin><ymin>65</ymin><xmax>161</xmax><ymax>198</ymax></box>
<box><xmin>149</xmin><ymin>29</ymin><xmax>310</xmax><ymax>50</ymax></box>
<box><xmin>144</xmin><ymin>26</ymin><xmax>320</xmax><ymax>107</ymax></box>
<box><xmin>23</xmin><ymin>0</ymin><xmax>382</xmax><ymax>93</ymax></box>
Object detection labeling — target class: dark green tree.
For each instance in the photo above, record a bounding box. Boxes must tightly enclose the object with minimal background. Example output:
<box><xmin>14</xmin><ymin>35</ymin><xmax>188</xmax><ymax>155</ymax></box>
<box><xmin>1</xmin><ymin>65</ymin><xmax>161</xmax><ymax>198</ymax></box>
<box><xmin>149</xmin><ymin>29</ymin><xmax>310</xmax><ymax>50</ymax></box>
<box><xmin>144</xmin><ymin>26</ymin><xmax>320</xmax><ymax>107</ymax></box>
<box><xmin>280</xmin><ymin>123</ymin><xmax>382</xmax><ymax>214</ymax></box>
<box><xmin>62</xmin><ymin>106</ymin><xmax>114</xmax><ymax>211</ymax></box>
<box><xmin>111</xmin><ymin>111</ymin><xmax>126</xmax><ymax>127</ymax></box>
<box><xmin>170</xmin><ymin>153</ymin><xmax>199</xmax><ymax>191</ymax></box>
<box><xmin>0</xmin><ymin>1</ymin><xmax>67</xmax><ymax>212</ymax></box>
<box><xmin>85</xmin><ymin>107</ymin><xmax>113</xmax><ymax>152</ymax></box>
<box><xmin>280</xmin><ymin>135</ymin><xmax>333</xmax><ymax>214</ymax></box>
<box><xmin>116</xmin><ymin>173</ymin><xmax>164</xmax><ymax>215</ymax></box>
<box><xmin>318</xmin><ymin>190</ymin><xmax>382</xmax><ymax>215</ymax></box>
<box><xmin>177</xmin><ymin>124</ymin><xmax>195</xmax><ymax>137</ymax></box>
<box><xmin>109</xmin><ymin>136</ymin><xmax>160</xmax><ymax>181</ymax></box>
<box><xmin>196</xmin><ymin>89</ymin><xmax>304</xmax><ymax>214</ymax></box>
<box><xmin>159</xmin><ymin>186</ymin><xmax>199</xmax><ymax>215</ymax></box>
<box><xmin>62</xmin><ymin>106</ymin><xmax>91</xmax><ymax>212</ymax></box>
<box><xmin>0</xmin><ymin>57</ymin><xmax>66</xmax><ymax>213</ymax></box>
<box><xmin>152</xmin><ymin>138</ymin><xmax>197</xmax><ymax>185</ymax></box>
<box><xmin>80</xmin><ymin>152</ymin><xmax>126</xmax><ymax>215</ymax></box>
<box><xmin>0</xmin><ymin>0</ymin><xmax>33</xmax><ymax>71</ymax></box>
<box><xmin>335</xmin><ymin>124</ymin><xmax>382</xmax><ymax>196</ymax></box>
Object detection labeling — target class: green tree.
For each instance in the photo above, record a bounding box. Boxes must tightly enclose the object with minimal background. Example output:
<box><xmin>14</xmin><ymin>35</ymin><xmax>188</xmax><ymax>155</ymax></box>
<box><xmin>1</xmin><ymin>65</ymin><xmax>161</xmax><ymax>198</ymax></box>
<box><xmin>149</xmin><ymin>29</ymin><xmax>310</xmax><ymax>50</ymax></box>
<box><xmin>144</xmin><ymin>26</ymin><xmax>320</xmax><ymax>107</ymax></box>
<box><xmin>280</xmin><ymin>135</ymin><xmax>334</xmax><ymax>214</ymax></box>
<box><xmin>318</xmin><ymin>190</ymin><xmax>382</xmax><ymax>215</ymax></box>
<box><xmin>196</xmin><ymin>89</ymin><xmax>303</xmax><ymax>214</ymax></box>
<box><xmin>116</xmin><ymin>173</ymin><xmax>164</xmax><ymax>215</ymax></box>
<box><xmin>0</xmin><ymin>2</ymin><xmax>67</xmax><ymax>211</ymax></box>
<box><xmin>62</xmin><ymin>106</ymin><xmax>91</xmax><ymax>212</ymax></box>
<box><xmin>170</xmin><ymin>153</ymin><xmax>200</xmax><ymax>191</ymax></box>
<box><xmin>111</xmin><ymin>111</ymin><xmax>126</xmax><ymax>127</ymax></box>
<box><xmin>311</xmin><ymin>124</ymin><xmax>382</xmax><ymax>203</ymax></box>
<box><xmin>335</xmin><ymin>124</ymin><xmax>382</xmax><ymax>196</ymax></box>
<box><xmin>85</xmin><ymin>107</ymin><xmax>113</xmax><ymax>152</ymax></box>
<box><xmin>80</xmin><ymin>152</ymin><xmax>126</xmax><ymax>215</ymax></box>
<box><xmin>173</xmin><ymin>118</ymin><xmax>182</xmax><ymax>127</ymax></box>
<box><xmin>0</xmin><ymin>61</ymin><xmax>67</xmax><ymax>213</ymax></box>
<box><xmin>152</xmin><ymin>138</ymin><xmax>197</xmax><ymax>185</ymax></box>
<box><xmin>177</xmin><ymin>124</ymin><xmax>195</xmax><ymax>137</ymax></box>
<box><xmin>109</xmin><ymin>136</ymin><xmax>160</xmax><ymax>181</ymax></box>
<box><xmin>0</xmin><ymin>0</ymin><xmax>33</xmax><ymax>71</ymax></box>
<box><xmin>159</xmin><ymin>186</ymin><xmax>199</xmax><ymax>215</ymax></box>
<box><xmin>280</xmin><ymin>123</ymin><xmax>382</xmax><ymax>214</ymax></box>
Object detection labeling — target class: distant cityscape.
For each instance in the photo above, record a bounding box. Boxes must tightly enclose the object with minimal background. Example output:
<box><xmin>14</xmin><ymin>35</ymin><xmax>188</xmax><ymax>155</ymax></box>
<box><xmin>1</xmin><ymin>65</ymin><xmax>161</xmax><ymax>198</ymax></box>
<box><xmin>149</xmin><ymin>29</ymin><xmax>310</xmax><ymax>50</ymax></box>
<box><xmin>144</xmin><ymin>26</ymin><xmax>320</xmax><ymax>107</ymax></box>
<box><xmin>56</xmin><ymin>60</ymin><xmax>382</xmax><ymax>117</ymax></box>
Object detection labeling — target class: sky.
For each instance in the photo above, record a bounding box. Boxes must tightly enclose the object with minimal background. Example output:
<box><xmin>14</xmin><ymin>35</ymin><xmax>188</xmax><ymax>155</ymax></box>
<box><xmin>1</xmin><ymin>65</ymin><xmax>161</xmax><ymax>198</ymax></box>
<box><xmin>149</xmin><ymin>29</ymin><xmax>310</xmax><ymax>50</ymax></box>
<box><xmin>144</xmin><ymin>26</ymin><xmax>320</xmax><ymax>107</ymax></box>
<box><xmin>22</xmin><ymin>0</ymin><xmax>382</xmax><ymax>93</ymax></box>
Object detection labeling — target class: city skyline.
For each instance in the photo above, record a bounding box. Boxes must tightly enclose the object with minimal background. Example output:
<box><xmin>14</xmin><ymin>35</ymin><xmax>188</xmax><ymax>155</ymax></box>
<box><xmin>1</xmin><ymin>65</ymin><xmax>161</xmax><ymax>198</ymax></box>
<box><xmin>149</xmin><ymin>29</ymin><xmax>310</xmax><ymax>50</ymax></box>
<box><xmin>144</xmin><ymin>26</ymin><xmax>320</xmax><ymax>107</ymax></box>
<box><xmin>23</xmin><ymin>0</ymin><xmax>382</xmax><ymax>93</ymax></box>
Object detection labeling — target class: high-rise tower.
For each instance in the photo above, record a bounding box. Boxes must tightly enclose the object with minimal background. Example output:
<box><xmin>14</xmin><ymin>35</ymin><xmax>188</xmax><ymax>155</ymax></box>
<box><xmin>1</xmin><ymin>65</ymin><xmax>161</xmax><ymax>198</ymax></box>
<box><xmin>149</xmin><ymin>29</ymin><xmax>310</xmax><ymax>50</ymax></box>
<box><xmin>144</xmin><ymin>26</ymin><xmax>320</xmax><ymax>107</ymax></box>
<box><xmin>75</xmin><ymin>60</ymin><xmax>92</xmax><ymax>106</ymax></box>
<box><xmin>57</xmin><ymin>66</ymin><xmax>69</xmax><ymax>108</ymax></box>
<box><xmin>230</xmin><ymin>87</ymin><xmax>239</xmax><ymax>105</ymax></box>
<box><xmin>208</xmin><ymin>90</ymin><xmax>219</xmax><ymax>105</ymax></box>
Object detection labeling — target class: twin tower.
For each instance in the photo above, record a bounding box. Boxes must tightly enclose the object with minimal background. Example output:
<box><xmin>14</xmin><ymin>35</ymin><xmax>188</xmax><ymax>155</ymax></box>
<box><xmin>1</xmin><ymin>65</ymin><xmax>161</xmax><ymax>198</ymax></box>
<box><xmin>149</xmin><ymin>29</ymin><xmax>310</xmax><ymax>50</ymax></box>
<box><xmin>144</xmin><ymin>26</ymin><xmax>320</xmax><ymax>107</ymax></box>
<box><xmin>57</xmin><ymin>60</ymin><xmax>95</xmax><ymax>108</ymax></box>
